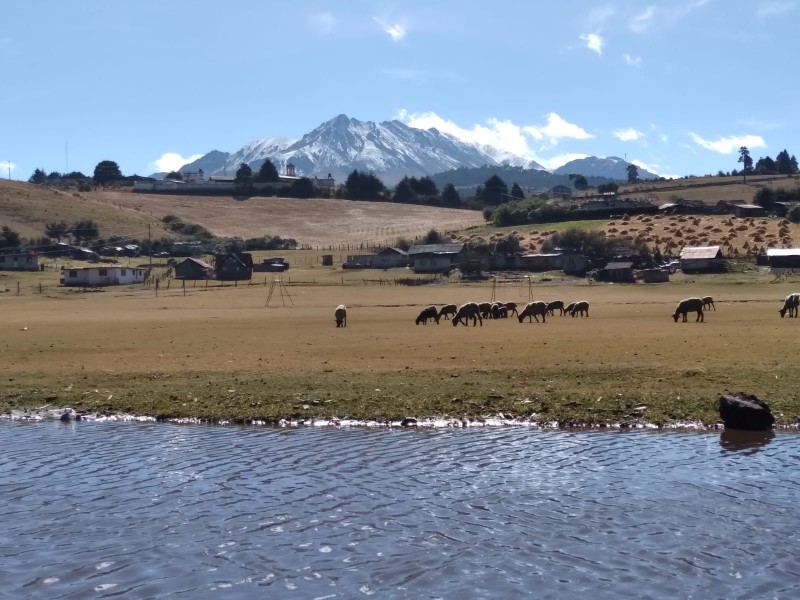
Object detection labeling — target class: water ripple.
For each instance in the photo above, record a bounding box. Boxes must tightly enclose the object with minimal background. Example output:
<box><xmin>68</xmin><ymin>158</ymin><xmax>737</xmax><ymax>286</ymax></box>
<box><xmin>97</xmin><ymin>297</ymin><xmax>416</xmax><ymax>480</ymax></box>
<box><xmin>1</xmin><ymin>422</ymin><xmax>799</xmax><ymax>598</ymax></box>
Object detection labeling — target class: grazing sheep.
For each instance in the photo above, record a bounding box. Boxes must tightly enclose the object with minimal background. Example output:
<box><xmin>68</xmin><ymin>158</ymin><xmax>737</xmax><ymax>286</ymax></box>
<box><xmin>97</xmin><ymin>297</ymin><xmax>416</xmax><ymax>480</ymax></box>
<box><xmin>478</xmin><ymin>302</ymin><xmax>493</xmax><ymax>319</ymax></box>
<box><xmin>570</xmin><ymin>301</ymin><xmax>590</xmax><ymax>318</ymax></box>
<box><xmin>502</xmin><ymin>301</ymin><xmax>519</xmax><ymax>317</ymax></box>
<box><xmin>702</xmin><ymin>296</ymin><xmax>716</xmax><ymax>311</ymax></box>
<box><xmin>518</xmin><ymin>301</ymin><xmax>548</xmax><ymax>323</ymax></box>
<box><xmin>334</xmin><ymin>304</ymin><xmax>347</xmax><ymax>327</ymax></box>
<box><xmin>453</xmin><ymin>302</ymin><xmax>483</xmax><ymax>327</ymax></box>
<box><xmin>779</xmin><ymin>293</ymin><xmax>800</xmax><ymax>318</ymax></box>
<box><xmin>438</xmin><ymin>303</ymin><xmax>457</xmax><ymax>321</ymax></box>
<box><xmin>415</xmin><ymin>305</ymin><xmax>440</xmax><ymax>325</ymax></box>
<box><xmin>673</xmin><ymin>298</ymin><xmax>704</xmax><ymax>322</ymax></box>
<box><xmin>563</xmin><ymin>302</ymin><xmax>576</xmax><ymax>316</ymax></box>
<box><xmin>546</xmin><ymin>300</ymin><xmax>565</xmax><ymax>316</ymax></box>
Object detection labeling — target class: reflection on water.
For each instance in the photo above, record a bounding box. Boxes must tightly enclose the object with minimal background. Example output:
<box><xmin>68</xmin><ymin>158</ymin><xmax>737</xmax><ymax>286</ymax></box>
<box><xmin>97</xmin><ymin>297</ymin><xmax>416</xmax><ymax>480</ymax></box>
<box><xmin>720</xmin><ymin>428</ymin><xmax>776</xmax><ymax>454</ymax></box>
<box><xmin>1</xmin><ymin>422</ymin><xmax>799</xmax><ymax>599</ymax></box>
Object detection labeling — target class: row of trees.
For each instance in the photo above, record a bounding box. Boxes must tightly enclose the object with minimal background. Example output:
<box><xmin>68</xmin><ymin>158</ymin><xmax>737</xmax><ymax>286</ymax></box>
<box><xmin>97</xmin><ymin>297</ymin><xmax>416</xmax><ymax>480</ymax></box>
<box><xmin>738</xmin><ymin>147</ymin><xmax>799</xmax><ymax>181</ymax></box>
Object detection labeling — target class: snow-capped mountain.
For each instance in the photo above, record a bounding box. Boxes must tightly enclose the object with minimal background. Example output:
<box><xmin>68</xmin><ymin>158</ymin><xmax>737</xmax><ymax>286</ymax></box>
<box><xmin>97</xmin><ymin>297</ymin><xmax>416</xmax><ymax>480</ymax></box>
<box><xmin>554</xmin><ymin>156</ymin><xmax>658</xmax><ymax>180</ymax></box>
<box><xmin>177</xmin><ymin>115</ymin><xmax>656</xmax><ymax>184</ymax></box>
<box><xmin>181</xmin><ymin>114</ymin><xmax>506</xmax><ymax>184</ymax></box>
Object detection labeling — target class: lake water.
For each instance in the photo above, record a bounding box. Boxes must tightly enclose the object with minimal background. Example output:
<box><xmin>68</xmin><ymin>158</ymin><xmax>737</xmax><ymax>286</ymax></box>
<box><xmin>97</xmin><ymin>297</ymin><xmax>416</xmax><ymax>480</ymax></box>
<box><xmin>1</xmin><ymin>421</ymin><xmax>798</xmax><ymax>599</ymax></box>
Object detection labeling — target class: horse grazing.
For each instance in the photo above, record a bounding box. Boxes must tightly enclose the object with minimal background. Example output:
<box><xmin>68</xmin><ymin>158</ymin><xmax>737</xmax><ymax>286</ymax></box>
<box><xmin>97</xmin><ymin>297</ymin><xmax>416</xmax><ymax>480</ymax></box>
<box><xmin>779</xmin><ymin>293</ymin><xmax>800</xmax><ymax>318</ymax></box>
<box><xmin>673</xmin><ymin>298</ymin><xmax>704</xmax><ymax>322</ymax></box>
<box><xmin>452</xmin><ymin>302</ymin><xmax>483</xmax><ymax>327</ymax></box>
<box><xmin>334</xmin><ymin>305</ymin><xmax>347</xmax><ymax>327</ymax></box>
<box><xmin>438</xmin><ymin>304</ymin><xmax>457</xmax><ymax>321</ymax></box>
<box><xmin>702</xmin><ymin>296</ymin><xmax>716</xmax><ymax>311</ymax></box>
<box><xmin>546</xmin><ymin>300</ymin><xmax>565</xmax><ymax>316</ymax></box>
<box><xmin>415</xmin><ymin>305</ymin><xmax>440</xmax><ymax>325</ymax></box>
<box><xmin>518</xmin><ymin>301</ymin><xmax>547</xmax><ymax>323</ymax></box>
<box><xmin>570</xmin><ymin>301</ymin><xmax>590</xmax><ymax>318</ymax></box>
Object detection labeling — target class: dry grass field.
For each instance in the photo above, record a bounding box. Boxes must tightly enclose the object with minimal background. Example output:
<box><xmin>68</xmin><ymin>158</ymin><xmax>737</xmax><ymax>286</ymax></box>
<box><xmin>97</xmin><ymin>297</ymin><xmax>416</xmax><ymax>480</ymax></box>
<box><xmin>459</xmin><ymin>214</ymin><xmax>800</xmax><ymax>255</ymax></box>
<box><xmin>3</xmin><ymin>274</ymin><xmax>800</xmax><ymax>427</ymax></box>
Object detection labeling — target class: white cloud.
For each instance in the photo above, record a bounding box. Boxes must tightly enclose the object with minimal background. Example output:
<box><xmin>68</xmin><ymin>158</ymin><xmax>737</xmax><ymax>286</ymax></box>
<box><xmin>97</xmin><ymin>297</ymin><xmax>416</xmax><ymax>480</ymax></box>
<box><xmin>0</xmin><ymin>160</ymin><xmax>16</xmax><ymax>173</ymax></box>
<box><xmin>524</xmin><ymin>113</ymin><xmax>594</xmax><ymax>145</ymax></box>
<box><xmin>629</xmin><ymin>6</ymin><xmax>656</xmax><ymax>33</ymax></box>
<box><xmin>149</xmin><ymin>153</ymin><xmax>204</xmax><ymax>173</ymax></box>
<box><xmin>373</xmin><ymin>17</ymin><xmax>406</xmax><ymax>42</ymax></box>
<box><xmin>757</xmin><ymin>1</ymin><xmax>796</xmax><ymax>19</ymax></box>
<box><xmin>579</xmin><ymin>33</ymin><xmax>604</xmax><ymax>54</ymax></box>
<box><xmin>614</xmin><ymin>128</ymin><xmax>643</xmax><ymax>142</ymax></box>
<box><xmin>623</xmin><ymin>53</ymin><xmax>642</xmax><ymax>68</ymax></box>
<box><xmin>395</xmin><ymin>110</ymin><xmax>593</xmax><ymax>170</ymax></box>
<box><xmin>688</xmin><ymin>132</ymin><xmax>766</xmax><ymax>154</ymax></box>
<box><xmin>309</xmin><ymin>12</ymin><xmax>337</xmax><ymax>35</ymax></box>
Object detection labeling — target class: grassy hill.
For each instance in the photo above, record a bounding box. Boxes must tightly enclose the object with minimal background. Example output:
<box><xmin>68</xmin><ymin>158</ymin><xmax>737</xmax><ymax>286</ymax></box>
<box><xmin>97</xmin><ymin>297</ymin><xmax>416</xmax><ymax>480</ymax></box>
<box><xmin>2</xmin><ymin>174</ymin><xmax>799</xmax><ymax>250</ymax></box>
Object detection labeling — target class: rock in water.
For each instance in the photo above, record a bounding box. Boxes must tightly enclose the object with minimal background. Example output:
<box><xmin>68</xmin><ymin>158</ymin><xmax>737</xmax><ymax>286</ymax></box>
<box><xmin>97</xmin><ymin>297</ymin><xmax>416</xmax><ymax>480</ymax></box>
<box><xmin>719</xmin><ymin>392</ymin><xmax>775</xmax><ymax>431</ymax></box>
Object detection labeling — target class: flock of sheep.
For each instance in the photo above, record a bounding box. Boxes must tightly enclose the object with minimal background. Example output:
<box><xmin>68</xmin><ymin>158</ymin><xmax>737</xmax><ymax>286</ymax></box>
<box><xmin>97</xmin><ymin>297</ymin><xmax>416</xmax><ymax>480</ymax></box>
<box><xmin>334</xmin><ymin>294</ymin><xmax>800</xmax><ymax>327</ymax></box>
<box><xmin>412</xmin><ymin>300</ymin><xmax>591</xmax><ymax>327</ymax></box>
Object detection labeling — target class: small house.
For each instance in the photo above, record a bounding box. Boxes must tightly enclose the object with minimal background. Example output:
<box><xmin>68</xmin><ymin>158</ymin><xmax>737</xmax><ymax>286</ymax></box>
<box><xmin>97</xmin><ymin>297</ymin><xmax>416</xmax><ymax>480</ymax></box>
<box><xmin>518</xmin><ymin>253</ymin><xmax>563</xmax><ymax>272</ymax></box>
<box><xmin>603</xmin><ymin>260</ymin><xmax>636</xmax><ymax>283</ymax></box>
<box><xmin>766</xmin><ymin>248</ymin><xmax>800</xmax><ymax>270</ymax></box>
<box><xmin>215</xmin><ymin>252</ymin><xmax>253</xmax><ymax>281</ymax></box>
<box><xmin>174</xmin><ymin>257</ymin><xmax>215</xmax><ymax>280</ymax></box>
<box><xmin>0</xmin><ymin>253</ymin><xmax>39</xmax><ymax>271</ymax></box>
<box><xmin>548</xmin><ymin>185</ymin><xmax>573</xmax><ymax>199</ymax></box>
<box><xmin>61</xmin><ymin>266</ymin><xmax>147</xmax><ymax>287</ymax></box>
<box><xmin>371</xmin><ymin>247</ymin><xmax>408</xmax><ymax>269</ymax></box>
<box><xmin>679</xmin><ymin>245</ymin><xmax>724</xmax><ymax>272</ymax></box>
<box><xmin>407</xmin><ymin>243</ymin><xmax>464</xmax><ymax>274</ymax></box>
<box><xmin>731</xmin><ymin>203</ymin><xmax>766</xmax><ymax>218</ymax></box>
<box><xmin>642</xmin><ymin>268</ymin><xmax>670</xmax><ymax>283</ymax></box>
<box><xmin>561</xmin><ymin>253</ymin><xmax>588</xmax><ymax>275</ymax></box>
<box><xmin>252</xmin><ymin>257</ymin><xmax>290</xmax><ymax>272</ymax></box>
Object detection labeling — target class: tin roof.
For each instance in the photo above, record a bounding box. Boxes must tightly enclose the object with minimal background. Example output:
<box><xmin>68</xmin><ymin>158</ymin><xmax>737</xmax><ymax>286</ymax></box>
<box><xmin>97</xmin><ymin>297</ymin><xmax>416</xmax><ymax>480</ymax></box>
<box><xmin>407</xmin><ymin>243</ymin><xmax>464</xmax><ymax>255</ymax></box>
<box><xmin>679</xmin><ymin>246</ymin><xmax>722</xmax><ymax>260</ymax></box>
<box><xmin>605</xmin><ymin>261</ymin><xmax>635</xmax><ymax>270</ymax></box>
<box><xmin>766</xmin><ymin>248</ymin><xmax>800</xmax><ymax>257</ymax></box>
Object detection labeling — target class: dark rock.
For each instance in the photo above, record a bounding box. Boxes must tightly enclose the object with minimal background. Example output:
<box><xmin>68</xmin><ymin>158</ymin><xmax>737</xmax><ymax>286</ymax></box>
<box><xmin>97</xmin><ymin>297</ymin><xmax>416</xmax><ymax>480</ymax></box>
<box><xmin>719</xmin><ymin>392</ymin><xmax>775</xmax><ymax>431</ymax></box>
<box><xmin>400</xmin><ymin>418</ymin><xmax>417</xmax><ymax>427</ymax></box>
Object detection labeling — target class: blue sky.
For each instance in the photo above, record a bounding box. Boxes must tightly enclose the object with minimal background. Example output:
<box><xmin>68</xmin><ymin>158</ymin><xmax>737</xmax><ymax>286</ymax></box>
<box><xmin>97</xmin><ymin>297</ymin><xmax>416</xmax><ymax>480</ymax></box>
<box><xmin>2</xmin><ymin>1</ymin><xmax>798</xmax><ymax>181</ymax></box>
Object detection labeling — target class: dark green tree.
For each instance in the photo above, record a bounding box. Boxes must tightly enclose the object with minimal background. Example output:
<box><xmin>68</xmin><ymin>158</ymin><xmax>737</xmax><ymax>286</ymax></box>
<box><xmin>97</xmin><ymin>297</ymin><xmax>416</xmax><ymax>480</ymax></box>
<box><xmin>788</xmin><ymin>205</ymin><xmax>800</xmax><ymax>223</ymax></box>
<box><xmin>791</xmin><ymin>155</ymin><xmax>799</xmax><ymax>173</ymax></box>
<box><xmin>45</xmin><ymin>221</ymin><xmax>71</xmax><ymax>242</ymax></box>
<box><xmin>345</xmin><ymin>170</ymin><xmax>385</xmax><ymax>200</ymax></box>
<box><xmin>72</xmin><ymin>219</ymin><xmax>99</xmax><ymax>242</ymax></box>
<box><xmin>776</xmin><ymin>150</ymin><xmax>794</xmax><ymax>174</ymax></box>
<box><xmin>234</xmin><ymin>163</ymin><xmax>254</xmax><ymax>196</ymax></box>
<box><xmin>569</xmin><ymin>173</ymin><xmax>588</xmax><ymax>190</ymax></box>
<box><xmin>257</xmin><ymin>159</ymin><xmax>280</xmax><ymax>183</ymax></box>
<box><xmin>393</xmin><ymin>177</ymin><xmax>416</xmax><ymax>203</ymax></box>
<box><xmin>627</xmin><ymin>163</ymin><xmax>639</xmax><ymax>183</ymax></box>
<box><xmin>410</xmin><ymin>176</ymin><xmax>438</xmax><ymax>197</ymax></box>
<box><xmin>0</xmin><ymin>225</ymin><xmax>21</xmax><ymax>248</ymax></box>
<box><xmin>165</xmin><ymin>171</ymin><xmax>183</xmax><ymax>180</ymax></box>
<box><xmin>494</xmin><ymin>234</ymin><xmax>521</xmax><ymax>255</ymax></box>
<box><xmin>286</xmin><ymin>177</ymin><xmax>314</xmax><ymax>198</ymax></box>
<box><xmin>478</xmin><ymin>174</ymin><xmax>508</xmax><ymax>205</ymax></box>
<box><xmin>46</xmin><ymin>171</ymin><xmax>62</xmax><ymax>181</ymax></box>
<box><xmin>738</xmin><ymin>147</ymin><xmax>753</xmax><ymax>182</ymax></box>
<box><xmin>64</xmin><ymin>171</ymin><xmax>87</xmax><ymax>180</ymax></box>
<box><xmin>29</xmin><ymin>168</ymin><xmax>46</xmax><ymax>184</ymax></box>
<box><xmin>423</xmin><ymin>229</ymin><xmax>448</xmax><ymax>244</ymax></box>
<box><xmin>755</xmin><ymin>156</ymin><xmax>776</xmax><ymax>175</ymax></box>
<box><xmin>597</xmin><ymin>182</ymin><xmax>619</xmax><ymax>194</ymax></box>
<box><xmin>93</xmin><ymin>160</ymin><xmax>123</xmax><ymax>185</ymax></box>
<box><xmin>510</xmin><ymin>183</ymin><xmax>525</xmax><ymax>200</ymax></box>
<box><xmin>441</xmin><ymin>183</ymin><xmax>461</xmax><ymax>207</ymax></box>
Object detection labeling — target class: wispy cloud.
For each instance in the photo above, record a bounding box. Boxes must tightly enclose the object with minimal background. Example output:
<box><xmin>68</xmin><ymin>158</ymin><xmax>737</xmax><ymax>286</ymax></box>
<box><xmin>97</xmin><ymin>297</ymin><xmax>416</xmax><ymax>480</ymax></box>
<box><xmin>614</xmin><ymin>128</ymin><xmax>643</xmax><ymax>142</ymax></box>
<box><xmin>308</xmin><ymin>12</ymin><xmax>338</xmax><ymax>35</ymax></box>
<box><xmin>629</xmin><ymin>0</ymin><xmax>712</xmax><ymax>33</ymax></box>
<box><xmin>579</xmin><ymin>33</ymin><xmax>604</xmax><ymax>54</ymax></box>
<box><xmin>0</xmin><ymin>160</ymin><xmax>16</xmax><ymax>173</ymax></box>
<box><xmin>623</xmin><ymin>53</ymin><xmax>642</xmax><ymax>68</ymax></box>
<box><xmin>373</xmin><ymin>17</ymin><xmax>406</xmax><ymax>42</ymax></box>
<box><xmin>688</xmin><ymin>132</ymin><xmax>766</xmax><ymax>154</ymax></box>
<box><xmin>149</xmin><ymin>153</ymin><xmax>204</xmax><ymax>173</ymax></box>
<box><xmin>757</xmin><ymin>1</ymin><xmax>796</xmax><ymax>19</ymax></box>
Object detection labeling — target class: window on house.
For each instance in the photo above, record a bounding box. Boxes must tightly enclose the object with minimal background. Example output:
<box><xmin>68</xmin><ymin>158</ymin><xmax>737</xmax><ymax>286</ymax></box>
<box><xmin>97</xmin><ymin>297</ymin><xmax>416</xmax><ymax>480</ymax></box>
<box><xmin>121</xmin><ymin>269</ymin><xmax>127</xmax><ymax>276</ymax></box>
<box><xmin>99</xmin><ymin>269</ymin><xmax>107</xmax><ymax>276</ymax></box>
<box><xmin>69</xmin><ymin>270</ymin><xmax>77</xmax><ymax>277</ymax></box>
